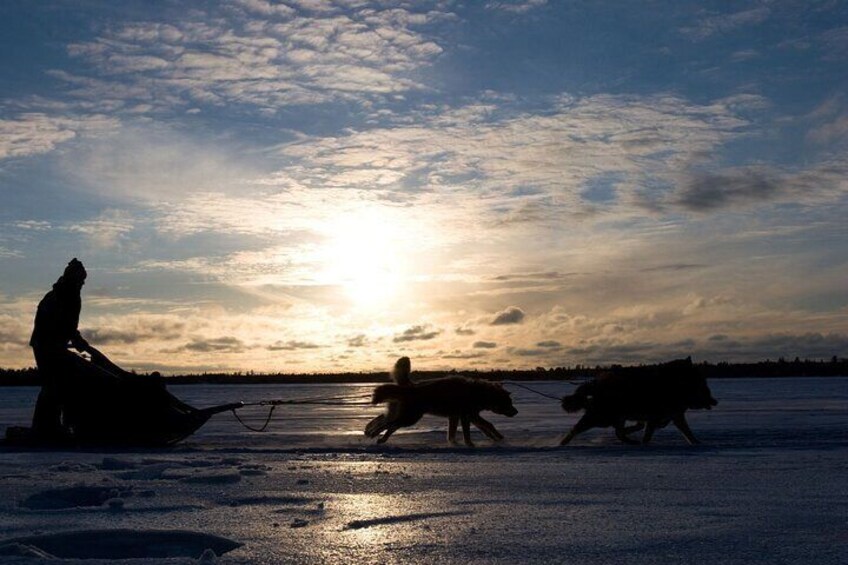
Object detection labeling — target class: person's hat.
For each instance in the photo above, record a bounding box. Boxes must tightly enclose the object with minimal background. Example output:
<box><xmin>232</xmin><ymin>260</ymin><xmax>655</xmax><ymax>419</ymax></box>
<box><xmin>63</xmin><ymin>258</ymin><xmax>87</xmax><ymax>281</ymax></box>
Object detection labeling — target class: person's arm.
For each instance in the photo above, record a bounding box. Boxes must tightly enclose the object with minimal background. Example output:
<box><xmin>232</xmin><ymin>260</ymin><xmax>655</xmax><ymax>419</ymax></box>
<box><xmin>70</xmin><ymin>332</ymin><xmax>119</xmax><ymax>373</ymax></box>
<box><xmin>84</xmin><ymin>342</ymin><xmax>128</xmax><ymax>378</ymax></box>
<box><xmin>69</xmin><ymin>330</ymin><xmax>90</xmax><ymax>352</ymax></box>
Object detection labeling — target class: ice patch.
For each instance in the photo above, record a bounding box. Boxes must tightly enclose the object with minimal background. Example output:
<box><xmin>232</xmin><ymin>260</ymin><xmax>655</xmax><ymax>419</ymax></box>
<box><xmin>0</xmin><ymin>542</ymin><xmax>56</xmax><ymax>559</ymax></box>
<box><xmin>238</xmin><ymin>463</ymin><xmax>269</xmax><ymax>476</ymax></box>
<box><xmin>99</xmin><ymin>457</ymin><xmax>138</xmax><ymax>470</ymax></box>
<box><xmin>290</xmin><ymin>518</ymin><xmax>309</xmax><ymax>528</ymax></box>
<box><xmin>344</xmin><ymin>510</ymin><xmax>472</xmax><ymax>530</ymax></box>
<box><xmin>20</xmin><ymin>485</ymin><xmax>133</xmax><ymax>510</ymax></box>
<box><xmin>223</xmin><ymin>494</ymin><xmax>313</xmax><ymax>506</ymax></box>
<box><xmin>115</xmin><ymin>462</ymin><xmax>175</xmax><ymax>480</ymax></box>
<box><xmin>51</xmin><ymin>461</ymin><xmax>97</xmax><ymax>473</ymax></box>
<box><xmin>0</xmin><ymin>529</ymin><xmax>242</xmax><ymax>560</ymax></box>
<box><xmin>181</xmin><ymin>471</ymin><xmax>242</xmax><ymax>485</ymax></box>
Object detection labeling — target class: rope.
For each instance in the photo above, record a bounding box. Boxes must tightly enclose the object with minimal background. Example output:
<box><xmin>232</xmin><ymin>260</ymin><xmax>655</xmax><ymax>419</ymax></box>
<box><xmin>502</xmin><ymin>381</ymin><xmax>566</xmax><ymax>402</ymax></box>
<box><xmin>231</xmin><ymin>404</ymin><xmax>277</xmax><ymax>432</ymax></box>
<box><xmin>240</xmin><ymin>398</ymin><xmax>373</xmax><ymax>408</ymax></box>
<box><xmin>230</xmin><ymin>392</ymin><xmax>375</xmax><ymax>432</ymax></box>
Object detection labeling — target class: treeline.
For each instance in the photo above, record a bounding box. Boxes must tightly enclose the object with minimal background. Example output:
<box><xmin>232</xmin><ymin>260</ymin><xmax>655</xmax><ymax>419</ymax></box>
<box><xmin>1</xmin><ymin>357</ymin><xmax>846</xmax><ymax>386</ymax></box>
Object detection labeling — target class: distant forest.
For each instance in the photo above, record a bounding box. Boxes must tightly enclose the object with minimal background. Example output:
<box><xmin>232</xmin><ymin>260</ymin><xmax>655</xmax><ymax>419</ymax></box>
<box><xmin>1</xmin><ymin>357</ymin><xmax>846</xmax><ymax>386</ymax></box>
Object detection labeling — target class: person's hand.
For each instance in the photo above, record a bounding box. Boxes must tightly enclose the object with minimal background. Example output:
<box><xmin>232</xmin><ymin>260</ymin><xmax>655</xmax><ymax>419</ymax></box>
<box><xmin>71</xmin><ymin>332</ymin><xmax>91</xmax><ymax>352</ymax></box>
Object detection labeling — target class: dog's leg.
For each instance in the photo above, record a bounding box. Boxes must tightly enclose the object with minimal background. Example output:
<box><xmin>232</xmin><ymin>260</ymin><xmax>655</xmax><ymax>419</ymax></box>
<box><xmin>377</xmin><ymin>425</ymin><xmax>399</xmax><ymax>444</ymax></box>
<box><xmin>560</xmin><ymin>415</ymin><xmax>594</xmax><ymax>445</ymax></box>
<box><xmin>364</xmin><ymin>414</ymin><xmax>387</xmax><ymax>438</ymax></box>
<box><xmin>641</xmin><ymin>421</ymin><xmax>657</xmax><ymax>445</ymax></box>
<box><xmin>471</xmin><ymin>415</ymin><xmax>503</xmax><ymax>441</ymax></box>
<box><xmin>672</xmin><ymin>414</ymin><xmax>700</xmax><ymax>445</ymax></box>
<box><xmin>614</xmin><ymin>421</ymin><xmax>640</xmax><ymax>445</ymax></box>
<box><xmin>460</xmin><ymin>415</ymin><xmax>474</xmax><ymax>447</ymax></box>
<box><xmin>448</xmin><ymin>416</ymin><xmax>459</xmax><ymax>444</ymax></box>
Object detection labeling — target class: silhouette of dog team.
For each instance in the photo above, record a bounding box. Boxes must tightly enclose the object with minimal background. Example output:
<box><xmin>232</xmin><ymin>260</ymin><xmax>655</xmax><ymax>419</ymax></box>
<box><xmin>18</xmin><ymin>259</ymin><xmax>718</xmax><ymax>447</ymax></box>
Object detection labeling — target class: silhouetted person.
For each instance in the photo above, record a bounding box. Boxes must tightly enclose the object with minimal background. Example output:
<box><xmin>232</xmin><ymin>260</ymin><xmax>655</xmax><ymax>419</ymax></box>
<box><xmin>29</xmin><ymin>258</ymin><xmax>128</xmax><ymax>438</ymax></box>
<box><xmin>29</xmin><ymin>259</ymin><xmax>89</xmax><ymax>437</ymax></box>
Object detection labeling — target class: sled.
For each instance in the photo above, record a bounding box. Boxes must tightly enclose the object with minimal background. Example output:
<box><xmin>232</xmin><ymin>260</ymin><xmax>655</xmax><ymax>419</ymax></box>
<box><xmin>3</xmin><ymin>369</ymin><xmax>243</xmax><ymax>448</ymax></box>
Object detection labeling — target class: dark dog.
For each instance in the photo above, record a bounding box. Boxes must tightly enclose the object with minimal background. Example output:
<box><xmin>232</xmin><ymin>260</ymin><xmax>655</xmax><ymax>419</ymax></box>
<box><xmin>365</xmin><ymin>371</ymin><xmax>518</xmax><ymax>446</ymax></box>
<box><xmin>560</xmin><ymin>358</ymin><xmax>717</xmax><ymax>446</ymax></box>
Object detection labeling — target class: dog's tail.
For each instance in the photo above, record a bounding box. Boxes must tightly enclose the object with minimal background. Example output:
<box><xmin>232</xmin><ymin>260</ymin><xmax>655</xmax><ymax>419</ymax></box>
<box><xmin>372</xmin><ymin>383</ymin><xmax>413</xmax><ymax>405</ymax></box>
<box><xmin>391</xmin><ymin>356</ymin><xmax>412</xmax><ymax>386</ymax></box>
<box><xmin>561</xmin><ymin>381</ymin><xmax>594</xmax><ymax>413</ymax></box>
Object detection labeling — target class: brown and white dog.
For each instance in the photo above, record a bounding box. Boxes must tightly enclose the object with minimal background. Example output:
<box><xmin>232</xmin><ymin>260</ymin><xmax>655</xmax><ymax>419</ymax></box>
<box><xmin>364</xmin><ymin>357</ymin><xmax>518</xmax><ymax>446</ymax></box>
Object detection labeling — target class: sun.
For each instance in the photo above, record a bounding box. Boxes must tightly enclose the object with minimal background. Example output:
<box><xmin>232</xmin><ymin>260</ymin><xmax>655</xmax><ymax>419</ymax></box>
<box><xmin>319</xmin><ymin>209</ymin><xmax>406</xmax><ymax>310</ymax></box>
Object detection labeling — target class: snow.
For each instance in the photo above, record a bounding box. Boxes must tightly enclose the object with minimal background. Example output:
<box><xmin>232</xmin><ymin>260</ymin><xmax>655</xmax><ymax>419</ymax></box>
<box><xmin>0</xmin><ymin>378</ymin><xmax>846</xmax><ymax>563</ymax></box>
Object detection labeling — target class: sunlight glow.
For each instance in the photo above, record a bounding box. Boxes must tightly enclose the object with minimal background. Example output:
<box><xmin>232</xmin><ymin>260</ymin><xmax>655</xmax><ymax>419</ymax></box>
<box><xmin>318</xmin><ymin>208</ymin><xmax>408</xmax><ymax>310</ymax></box>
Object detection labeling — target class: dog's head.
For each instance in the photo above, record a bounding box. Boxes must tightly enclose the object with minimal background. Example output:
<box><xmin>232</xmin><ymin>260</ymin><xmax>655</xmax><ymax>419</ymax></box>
<box><xmin>665</xmin><ymin>358</ymin><xmax>717</xmax><ymax>410</ymax></box>
<box><xmin>485</xmin><ymin>383</ymin><xmax>518</xmax><ymax>417</ymax></box>
<box><xmin>685</xmin><ymin>372</ymin><xmax>718</xmax><ymax>410</ymax></box>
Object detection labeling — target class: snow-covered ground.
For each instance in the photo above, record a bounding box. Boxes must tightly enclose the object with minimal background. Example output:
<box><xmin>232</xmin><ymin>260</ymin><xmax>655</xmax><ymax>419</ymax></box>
<box><xmin>1</xmin><ymin>378</ymin><xmax>846</xmax><ymax>564</ymax></box>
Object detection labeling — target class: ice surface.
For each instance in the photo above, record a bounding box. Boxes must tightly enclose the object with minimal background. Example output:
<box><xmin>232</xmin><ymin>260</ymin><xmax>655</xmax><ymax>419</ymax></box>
<box><xmin>1</xmin><ymin>378</ymin><xmax>846</xmax><ymax>563</ymax></box>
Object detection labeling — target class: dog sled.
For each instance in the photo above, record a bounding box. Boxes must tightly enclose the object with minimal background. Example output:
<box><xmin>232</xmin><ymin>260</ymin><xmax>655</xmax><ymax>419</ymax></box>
<box><xmin>3</xmin><ymin>359</ymin><xmax>243</xmax><ymax>448</ymax></box>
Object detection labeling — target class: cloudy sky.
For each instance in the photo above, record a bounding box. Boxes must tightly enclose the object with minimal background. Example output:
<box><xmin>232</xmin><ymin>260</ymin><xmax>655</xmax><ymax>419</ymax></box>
<box><xmin>1</xmin><ymin>0</ymin><xmax>847</xmax><ymax>373</ymax></box>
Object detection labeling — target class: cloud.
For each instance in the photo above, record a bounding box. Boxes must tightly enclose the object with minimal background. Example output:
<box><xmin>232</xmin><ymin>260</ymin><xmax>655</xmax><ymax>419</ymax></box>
<box><xmin>675</xmin><ymin>162</ymin><xmax>848</xmax><ymax>211</ymax></box>
<box><xmin>441</xmin><ymin>350</ymin><xmax>486</xmax><ymax>359</ymax></box>
<box><xmin>493</xmin><ymin>271</ymin><xmax>574</xmax><ymax>282</ymax></box>
<box><xmin>179</xmin><ymin>336</ymin><xmax>247</xmax><ymax>353</ymax></box>
<box><xmin>730</xmin><ymin>49</ymin><xmax>760</xmax><ymax>62</ymax></box>
<box><xmin>235</xmin><ymin>0</ymin><xmax>297</xmax><ymax>18</ymax></box>
<box><xmin>57</xmin><ymin>2</ymin><xmax>450</xmax><ymax>113</ymax></box>
<box><xmin>393</xmin><ymin>324</ymin><xmax>441</xmax><ymax>342</ymax></box>
<box><xmin>62</xmin><ymin>126</ymin><xmax>265</xmax><ymax>202</ymax></box>
<box><xmin>0</xmin><ymin>113</ymin><xmax>118</xmax><ymax>161</ymax></box>
<box><xmin>81</xmin><ymin>317</ymin><xmax>186</xmax><ymax>345</ymax></box>
<box><xmin>267</xmin><ymin>340</ymin><xmax>322</xmax><ymax>351</ymax></box>
<box><xmin>0</xmin><ymin>246</ymin><xmax>22</xmax><ymax>259</ymax></box>
<box><xmin>12</xmin><ymin>220</ymin><xmax>52</xmax><ymax>231</ymax></box>
<box><xmin>347</xmin><ymin>334</ymin><xmax>369</xmax><ymax>347</ymax></box>
<box><xmin>536</xmin><ymin>340</ymin><xmax>562</xmax><ymax>348</ymax></box>
<box><xmin>682</xmin><ymin>7</ymin><xmax>770</xmax><ymax>40</ymax></box>
<box><xmin>491</xmin><ymin>306</ymin><xmax>525</xmax><ymax>325</ymax></box>
<box><xmin>640</xmin><ymin>263</ymin><xmax>707</xmax><ymax>273</ymax></box>
<box><xmin>677</xmin><ymin>168</ymin><xmax>781</xmax><ymax>210</ymax></box>
<box><xmin>473</xmin><ymin>341</ymin><xmax>497</xmax><ymax>349</ymax></box>
<box><xmin>65</xmin><ymin>209</ymin><xmax>134</xmax><ymax>249</ymax></box>
<box><xmin>455</xmin><ymin>327</ymin><xmax>476</xmax><ymax>336</ymax></box>
<box><xmin>699</xmin><ymin>332</ymin><xmax>848</xmax><ymax>360</ymax></box>
<box><xmin>0</xmin><ymin>314</ymin><xmax>30</xmax><ymax>347</ymax></box>
<box><xmin>820</xmin><ymin>26</ymin><xmax>848</xmax><ymax>61</ymax></box>
<box><xmin>807</xmin><ymin>114</ymin><xmax>848</xmax><ymax>145</ymax></box>
<box><xmin>277</xmin><ymin>93</ymin><xmax>750</xmax><ymax>221</ymax></box>
<box><xmin>507</xmin><ymin>346</ymin><xmax>547</xmax><ymax>357</ymax></box>
<box><xmin>486</xmin><ymin>0</ymin><xmax>547</xmax><ymax>14</ymax></box>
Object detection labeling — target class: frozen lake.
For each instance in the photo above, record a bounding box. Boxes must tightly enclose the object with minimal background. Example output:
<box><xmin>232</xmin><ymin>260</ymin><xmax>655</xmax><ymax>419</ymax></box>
<box><xmin>1</xmin><ymin>378</ymin><xmax>846</xmax><ymax>563</ymax></box>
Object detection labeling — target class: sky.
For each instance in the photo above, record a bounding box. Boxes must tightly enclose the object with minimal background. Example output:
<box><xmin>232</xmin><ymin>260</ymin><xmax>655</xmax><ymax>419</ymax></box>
<box><xmin>1</xmin><ymin>0</ymin><xmax>847</xmax><ymax>373</ymax></box>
